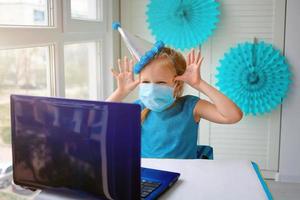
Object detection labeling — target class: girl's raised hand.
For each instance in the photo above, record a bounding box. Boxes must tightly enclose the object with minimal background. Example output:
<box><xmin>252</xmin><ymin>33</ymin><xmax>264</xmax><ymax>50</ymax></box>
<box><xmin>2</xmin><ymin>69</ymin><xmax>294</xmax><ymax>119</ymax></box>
<box><xmin>175</xmin><ymin>48</ymin><xmax>204</xmax><ymax>88</ymax></box>
<box><xmin>111</xmin><ymin>56</ymin><xmax>140</xmax><ymax>95</ymax></box>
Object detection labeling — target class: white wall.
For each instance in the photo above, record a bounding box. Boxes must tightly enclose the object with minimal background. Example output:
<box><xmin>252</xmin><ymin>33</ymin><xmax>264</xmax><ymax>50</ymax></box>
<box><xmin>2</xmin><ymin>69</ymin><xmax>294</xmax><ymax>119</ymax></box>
<box><xmin>279</xmin><ymin>0</ymin><xmax>300</xmax><ymax>183</ymax></box>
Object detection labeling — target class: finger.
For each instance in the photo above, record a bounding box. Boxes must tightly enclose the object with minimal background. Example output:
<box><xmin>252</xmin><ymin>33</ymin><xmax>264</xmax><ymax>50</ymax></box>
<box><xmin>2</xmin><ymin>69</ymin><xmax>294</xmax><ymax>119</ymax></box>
<box><xmin>131</xmin><ymin>75</ymin><xmax>140</xmax><ymax>88</ymax></box>
<box><xmin>134</xmin><ymin>77</ymin><xmax>140</xmax><ymax>86</ymax></box>
<box><xmin>117</xmin><ymin>59</ymin><xmax>122</xmax><ymax>72</ymax></box>
<box><xmin>111</xmin><ymin>68</ymin><xmax>119</xmax><ymax>77</ymax></box>
<box><xmin>120</xmin><ymin>56</ymin><xmax>126</xmax><ymax>72</ymax></box>
<box><xmin>199</xmin><ymin>46</ymin><xmax>202</xmax><ymax>58</ymax></box>
<box><xmin>195</xmin><ymin>50</ymin><xmax>201</xmax><ymax>64</ymax></box>
<box><xmin>191</xmin><ymin>49</ymin><xmax>195</xmax><ymax>63</ymax></box>
<box><xmin>197</xmin><ymin>57</ymin><xmax>204</xmax><ymax>67</ymax></box>
<box><xmin>129</xmin><ymin>60</ymin><xmax>135</xmax><ymax>79</ymax></box>
<box><xmin>129</xmin><ymin>59</ymin><xmax>134</xmax><ymax>72</ymax></box>
<box><xmin>124</xmin><ymin>56</ymin><xmax>129</xmax><ymax>72</ymax></box>
<box><xmin>187</xmin><ymin>52</ymin><xmax>191</xmax><ymax>65</ymax></box>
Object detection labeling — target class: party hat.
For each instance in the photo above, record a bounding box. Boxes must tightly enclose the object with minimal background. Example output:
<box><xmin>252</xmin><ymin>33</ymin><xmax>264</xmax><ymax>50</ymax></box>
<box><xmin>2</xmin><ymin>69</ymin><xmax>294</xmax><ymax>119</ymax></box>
<box><xmin>112</xmin><ymin>22</ymin><xmax>164</xmax><ymax>74</ymax></box>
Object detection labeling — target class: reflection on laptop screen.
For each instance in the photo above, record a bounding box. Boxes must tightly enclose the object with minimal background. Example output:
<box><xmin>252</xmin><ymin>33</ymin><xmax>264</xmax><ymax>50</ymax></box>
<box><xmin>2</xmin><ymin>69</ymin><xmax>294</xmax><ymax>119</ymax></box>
<box><xmin>11</xmin><ymin>95</ymin><xmax>141</xmax><ymax>199</ymax></box>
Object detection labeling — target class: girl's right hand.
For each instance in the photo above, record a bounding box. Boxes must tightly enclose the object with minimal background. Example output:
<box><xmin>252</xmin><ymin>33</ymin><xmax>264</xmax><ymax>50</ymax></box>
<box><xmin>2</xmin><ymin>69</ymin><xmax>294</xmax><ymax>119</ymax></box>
<box><xmin>111</xmin><ymin>56</ymin><xmax>140</xmax><ymax>96</ymax></box>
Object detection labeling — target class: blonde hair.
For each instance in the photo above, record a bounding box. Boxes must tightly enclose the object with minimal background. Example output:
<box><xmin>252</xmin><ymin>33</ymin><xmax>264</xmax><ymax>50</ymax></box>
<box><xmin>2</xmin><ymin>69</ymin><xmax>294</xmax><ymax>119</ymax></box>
<box><xmin>141</xmin><ymin>47</ymin><xmax>186</xmax><ymax>123</ymax></box>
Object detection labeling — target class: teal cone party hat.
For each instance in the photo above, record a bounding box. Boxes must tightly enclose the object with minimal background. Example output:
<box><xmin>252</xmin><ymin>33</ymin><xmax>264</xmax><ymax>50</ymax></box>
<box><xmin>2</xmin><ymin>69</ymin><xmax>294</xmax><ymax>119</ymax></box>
<box><xmin>112</xmin><ymin>22</ymin><xmax>164</xmax><ymax>74</ymax></box>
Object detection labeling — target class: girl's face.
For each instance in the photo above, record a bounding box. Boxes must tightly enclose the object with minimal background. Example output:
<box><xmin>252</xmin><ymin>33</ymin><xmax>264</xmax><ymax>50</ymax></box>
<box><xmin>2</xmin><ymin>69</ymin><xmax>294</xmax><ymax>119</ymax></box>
<box><xmin>140</xmin><ymin>57</ymin><xmax>176</xmax><ymax>87</ymax></box>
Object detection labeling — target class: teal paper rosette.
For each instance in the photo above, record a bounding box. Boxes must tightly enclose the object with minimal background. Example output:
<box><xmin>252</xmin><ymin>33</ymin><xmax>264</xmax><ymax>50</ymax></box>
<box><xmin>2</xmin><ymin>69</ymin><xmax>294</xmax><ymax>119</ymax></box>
<box><xmin>146</xmin><ymin>0</ymin><xmax>220</xmax><ymax>51</ymax></box>
<box><xmin>216</xmin><ymin>42</ymin><xmax>291</xmax><ymax>115</ymax></box>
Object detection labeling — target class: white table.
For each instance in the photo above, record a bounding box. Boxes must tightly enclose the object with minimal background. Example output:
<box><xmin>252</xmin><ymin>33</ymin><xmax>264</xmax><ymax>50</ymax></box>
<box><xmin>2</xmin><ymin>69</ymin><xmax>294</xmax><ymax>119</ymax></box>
<box><xmin>142</xmin><ymin>159</ymin><xmax>272</xmax><ymax>200</ymax></box>
<box><xmin>12</xmin><ymin>159</ymin><xmax>272</xmax><ymax>200</ymax></box>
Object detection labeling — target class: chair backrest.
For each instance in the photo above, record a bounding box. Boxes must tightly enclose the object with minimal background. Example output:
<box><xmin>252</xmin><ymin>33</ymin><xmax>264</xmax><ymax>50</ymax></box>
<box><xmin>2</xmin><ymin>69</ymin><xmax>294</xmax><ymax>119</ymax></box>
<box><xmin>196</xmin><ymin>145</ymin><xmax>214</xmax><ymax>160</ymax></box>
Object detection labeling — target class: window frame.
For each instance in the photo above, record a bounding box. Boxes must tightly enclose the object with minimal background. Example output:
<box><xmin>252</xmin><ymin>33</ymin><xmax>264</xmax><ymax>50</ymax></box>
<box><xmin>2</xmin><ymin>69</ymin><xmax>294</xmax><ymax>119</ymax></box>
<box><xmin>0</xmin><ymin>0</ymin><xmax>116</xmax><ymax>100</ymax></box>
<box><xmin>63</xmin><ymin>0</ymin><xmax>106</xmax><ymax>33</ymax></box>
<box><xmin>0</xmin><ymin>0</ymin><xmax>54</xmax><ymax>28</ymax></box>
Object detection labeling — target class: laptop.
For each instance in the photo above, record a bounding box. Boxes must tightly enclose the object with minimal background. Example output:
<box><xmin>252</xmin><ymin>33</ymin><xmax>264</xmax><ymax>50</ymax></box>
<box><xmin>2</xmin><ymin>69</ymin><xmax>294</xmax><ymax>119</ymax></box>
<box><xmin>10</xmin><ymin>94</ymin><xmax>180</xmax><ymax>200</ymax></box>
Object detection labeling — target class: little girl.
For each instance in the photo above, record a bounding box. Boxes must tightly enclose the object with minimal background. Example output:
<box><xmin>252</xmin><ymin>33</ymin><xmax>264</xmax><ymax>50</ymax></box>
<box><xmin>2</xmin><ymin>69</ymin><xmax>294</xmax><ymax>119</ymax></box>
<box><xmin>106</xmin><ymin>47</ymin><xmax>243</xmax><ymax>159</ymax></box>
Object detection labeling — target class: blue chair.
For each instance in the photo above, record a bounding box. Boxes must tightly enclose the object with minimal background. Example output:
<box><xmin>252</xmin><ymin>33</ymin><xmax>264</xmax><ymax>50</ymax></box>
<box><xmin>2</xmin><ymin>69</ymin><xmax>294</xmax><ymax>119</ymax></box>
<box><xmin>196</xmin><ymin>145</ymin><xmax>214</xmax><ymax>160</ymax></box>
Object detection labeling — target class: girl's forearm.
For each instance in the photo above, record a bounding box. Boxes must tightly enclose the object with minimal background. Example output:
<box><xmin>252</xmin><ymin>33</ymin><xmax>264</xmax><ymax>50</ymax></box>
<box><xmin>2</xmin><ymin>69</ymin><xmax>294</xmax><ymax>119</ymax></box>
<box><xmin>105</xmin><ymin>89</ymin><xmax>128</xmax><ymax>102</ymax></box>
<box><xmin>194</xmin><ymin>80</ymin><xmax>242</xmax><ymax>119</ymax></box>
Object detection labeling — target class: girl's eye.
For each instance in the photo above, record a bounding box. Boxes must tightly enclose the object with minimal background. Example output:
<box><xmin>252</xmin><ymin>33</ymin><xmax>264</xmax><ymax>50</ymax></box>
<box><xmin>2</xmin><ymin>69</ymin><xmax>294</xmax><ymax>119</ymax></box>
<box><xmin>141</xmin><ymin>81</ymin><xmax>166</xmax><ymax>84</ymax></box>
<box><xmin>157</xmin><ymin>81</ymin><xmax>167</xmax><ymax>84</ymax></box>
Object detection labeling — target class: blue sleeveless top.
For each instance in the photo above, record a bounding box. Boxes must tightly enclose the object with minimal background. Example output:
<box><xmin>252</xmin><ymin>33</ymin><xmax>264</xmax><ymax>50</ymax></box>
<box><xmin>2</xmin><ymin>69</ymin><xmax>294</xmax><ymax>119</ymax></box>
<box><xmin>134</xmin><ymin>95</ymin><xmax>200</xmax><ymax>159</ymax></box>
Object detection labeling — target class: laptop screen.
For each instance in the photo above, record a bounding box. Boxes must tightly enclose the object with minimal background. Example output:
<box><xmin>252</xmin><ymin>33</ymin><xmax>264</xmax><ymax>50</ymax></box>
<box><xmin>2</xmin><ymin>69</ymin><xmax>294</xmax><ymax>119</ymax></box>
<box><xmin>10</xmin><ymin>95</ymin><xmax>141</xmax><ymax>199</ymax></box>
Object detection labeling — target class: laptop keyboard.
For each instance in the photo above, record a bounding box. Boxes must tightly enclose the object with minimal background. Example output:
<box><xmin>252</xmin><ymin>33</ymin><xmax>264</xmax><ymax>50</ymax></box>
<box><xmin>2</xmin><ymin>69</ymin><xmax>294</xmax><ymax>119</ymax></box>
<box><xmin>140</xmin><ymin>179</ymin><xmax>161</xmax><ymax>199</ymax></box>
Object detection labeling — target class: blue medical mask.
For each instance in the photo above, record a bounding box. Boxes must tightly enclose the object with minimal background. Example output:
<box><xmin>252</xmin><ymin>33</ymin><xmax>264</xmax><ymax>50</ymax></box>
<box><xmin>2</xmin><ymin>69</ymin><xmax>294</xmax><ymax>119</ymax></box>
<box><xmin>139</xmin><ymin>83</ymin><xmax>175</xmax><ymax>112</ymax></box>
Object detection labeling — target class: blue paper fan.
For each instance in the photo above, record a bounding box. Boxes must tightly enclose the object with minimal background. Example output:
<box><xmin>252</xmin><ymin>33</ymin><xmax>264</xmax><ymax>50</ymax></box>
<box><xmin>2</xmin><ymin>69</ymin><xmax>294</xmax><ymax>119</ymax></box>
<box><xmin>146</xmin><ymin>0</ymin><xmax>220</xmax><ymax>51</ymax></box>
<box><xmin>216</xmin><ymin>41</ymin><xmax>291</xmax><ymax>115</ymax></box>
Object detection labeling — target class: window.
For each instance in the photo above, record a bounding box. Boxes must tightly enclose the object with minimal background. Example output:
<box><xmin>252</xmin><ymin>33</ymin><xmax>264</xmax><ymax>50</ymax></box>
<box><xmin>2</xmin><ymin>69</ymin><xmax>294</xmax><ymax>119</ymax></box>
<box><xmin>0</xmin><ymin>0</ymin><xmax>52</xmax><ymax>26</ymax></box>
<box><xmin>64</xmin><ymin>41</ymin><xmax>102</xmax><ymax>100</ymax></box>
<box><xmin>71</xmin><ymin>0</ymin><xmax>102</xmax><ymax>21</ymax></box>
<box><xmin>0</xmin><ymin>46</ymin><xmax>51</xmax><ymax>162</ymax></box>
<box><xmin>64</xmin><ymin>0</ymin><xmax>104</xmax><ymax>32</ymax></box>
<box><xmin>0</xmin><ymin>0</ymin><xmax>115</xmax><ymax>198</ymax></box>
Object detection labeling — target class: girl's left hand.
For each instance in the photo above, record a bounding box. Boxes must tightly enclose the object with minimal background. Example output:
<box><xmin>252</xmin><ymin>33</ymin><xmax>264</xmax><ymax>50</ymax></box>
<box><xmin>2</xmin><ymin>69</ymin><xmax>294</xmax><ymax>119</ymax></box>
<box><xmin>175</xmin><ymin>48</ymin><xmax>204</xmax><ymax>88</ymax></box>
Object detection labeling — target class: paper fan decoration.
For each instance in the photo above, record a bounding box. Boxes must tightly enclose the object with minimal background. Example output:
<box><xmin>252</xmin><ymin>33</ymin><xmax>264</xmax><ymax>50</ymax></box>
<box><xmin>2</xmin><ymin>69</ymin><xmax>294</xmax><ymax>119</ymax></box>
<box><xmin>146</xmin><ymin>0</ymin><xmax>220</xmax><ymax>50</ymax></box>
<box><xmin>216</xmin><ymin>41</ymin><xmax>291</xmax><ymax>115</ymax></box>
